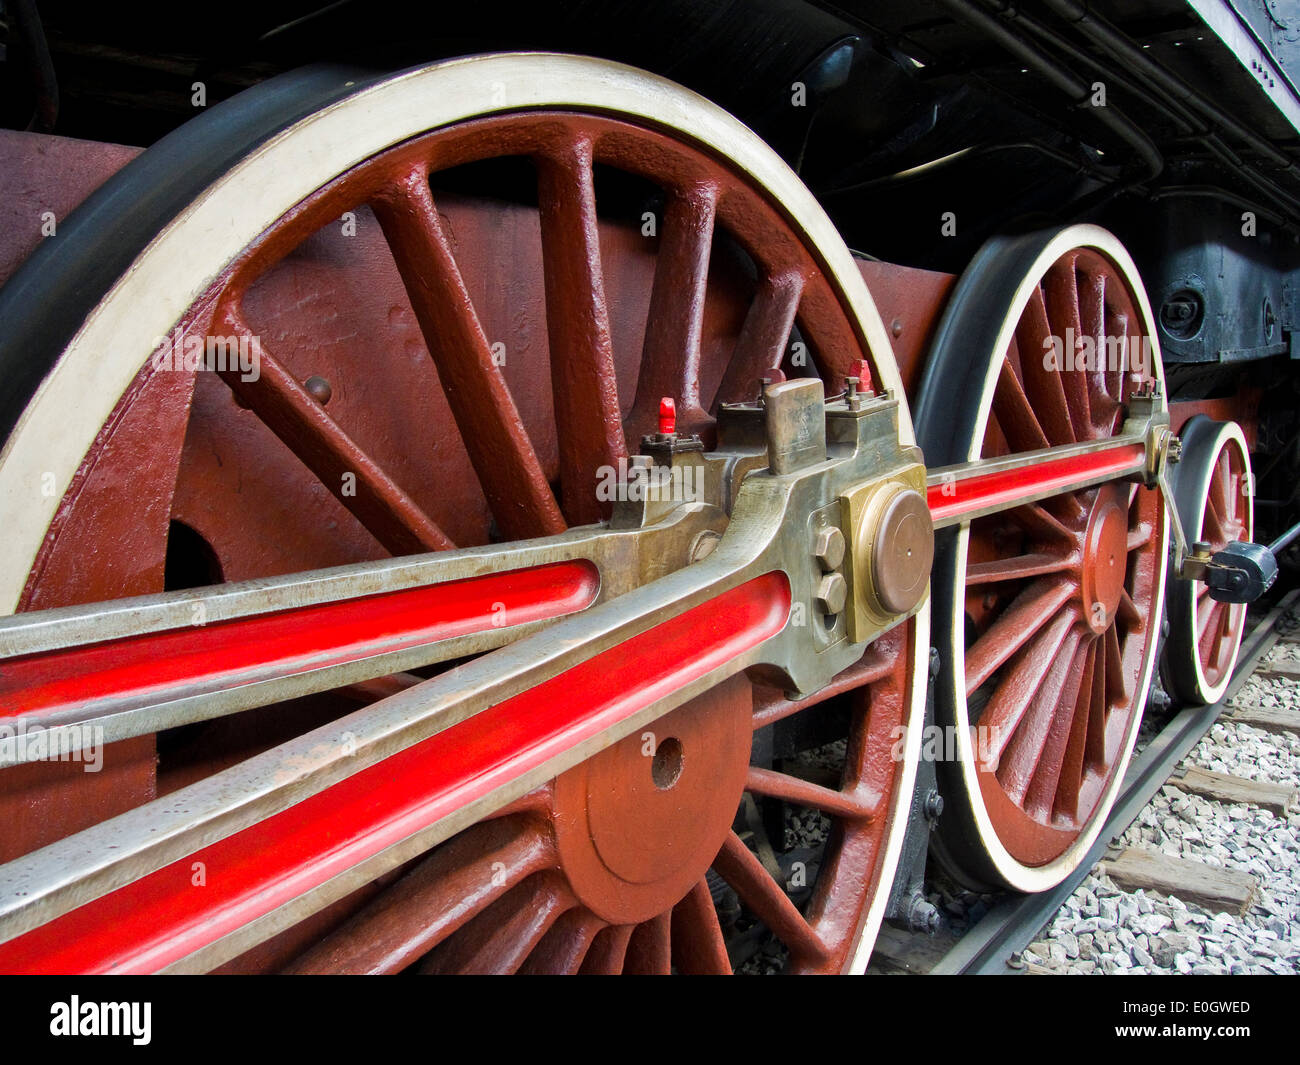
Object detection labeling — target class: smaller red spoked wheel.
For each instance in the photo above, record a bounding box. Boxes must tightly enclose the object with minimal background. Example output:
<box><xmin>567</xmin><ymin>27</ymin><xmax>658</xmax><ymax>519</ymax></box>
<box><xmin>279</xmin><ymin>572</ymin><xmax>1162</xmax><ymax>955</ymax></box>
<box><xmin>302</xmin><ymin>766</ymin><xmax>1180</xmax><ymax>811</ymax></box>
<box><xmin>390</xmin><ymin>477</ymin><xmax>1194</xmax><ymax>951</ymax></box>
<box><xmin>915</xmin><ymin>225</ymin><xmax>1170</xmax><ymax>892</ymax></box>
<box><xmin>1161</xmin><ymin>417</ymin><xmax>1254</xmax><ymax>706</ymax></box>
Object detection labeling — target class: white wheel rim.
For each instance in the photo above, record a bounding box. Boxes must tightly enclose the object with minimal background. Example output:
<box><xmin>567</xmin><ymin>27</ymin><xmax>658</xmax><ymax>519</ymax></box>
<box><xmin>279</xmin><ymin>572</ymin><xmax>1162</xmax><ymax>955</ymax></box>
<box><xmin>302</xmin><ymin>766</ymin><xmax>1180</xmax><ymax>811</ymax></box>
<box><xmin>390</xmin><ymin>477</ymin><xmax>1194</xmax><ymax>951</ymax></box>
<box><xmin>1177</xmin><ymin>420</ymin><xmax>1253</xmax><ymax>704</ymax></box>
<box><xmin>948</xmin><ymin>224</ymin><xmax>1171</xmax><ymax>892</ymax></box>
<box><xmin>0</xmin><ymin>51</ymin><xmax>923</xmax><ymax>969</ymax></box>
<box><xmin>0</xmin><ymin>52</ymin><xmax>909</xmax><ymax>614</ymax></box>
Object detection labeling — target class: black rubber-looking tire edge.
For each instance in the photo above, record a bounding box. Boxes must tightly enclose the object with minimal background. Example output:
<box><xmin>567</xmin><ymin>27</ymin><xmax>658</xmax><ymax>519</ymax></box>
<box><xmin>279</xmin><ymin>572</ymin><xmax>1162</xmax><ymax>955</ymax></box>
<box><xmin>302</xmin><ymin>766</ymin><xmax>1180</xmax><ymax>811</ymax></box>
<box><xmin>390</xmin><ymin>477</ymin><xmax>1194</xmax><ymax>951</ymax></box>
<box><xmin>1160</xmin><ymin>415</ymin><xmax>1232</xmax><ymax>706</ymax></box>
<box><xmin>912</xmin><ymin>230</ymin><xmax>1066</xmax><ymax>891</ymax></box>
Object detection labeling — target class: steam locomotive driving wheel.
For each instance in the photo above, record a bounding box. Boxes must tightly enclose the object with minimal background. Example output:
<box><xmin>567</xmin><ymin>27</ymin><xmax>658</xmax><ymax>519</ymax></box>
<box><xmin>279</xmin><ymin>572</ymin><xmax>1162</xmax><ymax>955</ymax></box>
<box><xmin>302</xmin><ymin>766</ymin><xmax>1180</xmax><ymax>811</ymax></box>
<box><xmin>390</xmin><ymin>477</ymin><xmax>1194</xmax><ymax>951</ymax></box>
<box><xmin>0</xmin><ymin>54</ymin><xmax>929</xmax><ymax>973</ymax></box>
<box><xmin>916</xmin><ymin>226</ymin><xmax>1171</xmax><ymax>893</ymax></box>
<box><xmin>1161</xmin><ymin>417</ymin><xmax>1254</xmax><ymax>707</ymax></box>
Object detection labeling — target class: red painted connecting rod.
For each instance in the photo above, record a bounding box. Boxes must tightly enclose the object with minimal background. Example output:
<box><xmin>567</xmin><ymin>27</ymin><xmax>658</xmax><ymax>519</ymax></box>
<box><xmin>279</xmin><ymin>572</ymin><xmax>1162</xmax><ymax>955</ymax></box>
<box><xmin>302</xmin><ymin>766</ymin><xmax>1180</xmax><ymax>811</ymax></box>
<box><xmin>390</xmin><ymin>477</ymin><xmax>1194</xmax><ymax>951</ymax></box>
<box><xmin>0</xmin><ymin>432</ymin><xmax>1151</xmax><ymax>972</ymax></box>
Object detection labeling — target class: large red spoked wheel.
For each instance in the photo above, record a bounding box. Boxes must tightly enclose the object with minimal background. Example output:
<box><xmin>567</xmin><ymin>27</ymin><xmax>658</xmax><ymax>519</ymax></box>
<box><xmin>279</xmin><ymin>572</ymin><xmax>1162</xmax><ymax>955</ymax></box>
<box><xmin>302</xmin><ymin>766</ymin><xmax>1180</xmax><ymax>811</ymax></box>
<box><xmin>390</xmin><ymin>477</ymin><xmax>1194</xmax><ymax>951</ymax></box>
<box><xmin>915</xmin><ymin>226</ymin><xmax>1170</xmax><ymax>892</ymax></box>
<box><xmin>0</xmin><ymin>55</ymin><xmax>926</xmax><ymax>972</ymax></box>
<box><xmin>1161</xmin><ymin>417</ymin><xmax>1253</xmax><ymax>706</ymax></box>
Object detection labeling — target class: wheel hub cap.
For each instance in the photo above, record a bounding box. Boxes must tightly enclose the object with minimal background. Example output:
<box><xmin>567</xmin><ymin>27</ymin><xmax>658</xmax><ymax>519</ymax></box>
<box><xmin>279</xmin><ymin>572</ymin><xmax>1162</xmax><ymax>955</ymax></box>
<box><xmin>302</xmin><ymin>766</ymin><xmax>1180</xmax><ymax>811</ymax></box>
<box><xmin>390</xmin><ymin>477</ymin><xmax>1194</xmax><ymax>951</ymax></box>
<box><xmin>1081</xmin><ymin>485</ymin><xmax>1130</xmax><ymax>634</ymax></box>
<box><xmin>552</xmin><ymin>675</ymin><xmax>752</xmax><ymax>925</ymax></box>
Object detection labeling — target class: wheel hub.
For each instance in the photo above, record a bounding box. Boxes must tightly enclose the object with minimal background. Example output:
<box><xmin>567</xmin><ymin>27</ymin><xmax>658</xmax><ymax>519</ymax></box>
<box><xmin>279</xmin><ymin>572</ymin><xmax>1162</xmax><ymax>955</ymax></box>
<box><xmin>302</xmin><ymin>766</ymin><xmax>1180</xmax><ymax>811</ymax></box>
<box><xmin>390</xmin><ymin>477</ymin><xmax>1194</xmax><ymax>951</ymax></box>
<box><xmin>551</xmin><ymin>674</ymin><xmax>752</xmax><ymax>926</ymax></box>
<box><xmin>1080</xmin><ymin>485</ymin><xmax>1130</xmax><ymax>634</ymax></box>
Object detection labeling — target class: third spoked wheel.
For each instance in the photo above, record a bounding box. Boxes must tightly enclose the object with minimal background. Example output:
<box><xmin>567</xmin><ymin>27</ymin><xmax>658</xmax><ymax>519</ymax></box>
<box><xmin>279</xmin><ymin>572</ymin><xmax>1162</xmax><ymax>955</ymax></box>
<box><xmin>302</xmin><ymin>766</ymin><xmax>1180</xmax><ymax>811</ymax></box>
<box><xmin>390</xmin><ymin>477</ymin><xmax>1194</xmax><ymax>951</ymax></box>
<box><xmin>915</xmin><ymin>225</ymin><xmax>1170</xmax><ymax>892</ymax></box>
<box><xmin>1161</xmin><ymin>416</ymin><xmax>1254</xmax><ymax>706</ymax></box>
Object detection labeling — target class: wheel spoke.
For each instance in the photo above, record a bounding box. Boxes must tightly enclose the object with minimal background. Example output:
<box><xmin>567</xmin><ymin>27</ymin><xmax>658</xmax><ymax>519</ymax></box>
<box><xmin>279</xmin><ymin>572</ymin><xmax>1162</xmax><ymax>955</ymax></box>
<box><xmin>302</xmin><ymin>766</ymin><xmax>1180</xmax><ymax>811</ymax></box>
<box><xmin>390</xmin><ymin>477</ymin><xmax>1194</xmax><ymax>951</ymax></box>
<box><xmin>992</xmin><ymin>360</ymin><xmax>1052</xmax><ymax>453</ymax></box>
<box><xmin>1084</xmin><ymin>631</ymin><xmax>1108</xmax><ymax>770</ymax></box>
<box><xmin>1007</xmin><ymin>502</ymin><xmax>1076</xmax><ymax>544</ymax></box>
<box><xmin>981</xmin><ymin>607</ymin><xmax>1077</xmax><ymax>766</ymax></box>
<box><xmin>1198</xmin><ymin>598</ymin><xmax>1228</xmax><ymax>659</ymax></box>
<box><xmin>1210</xmin><ymin>455</ymin><xmax>1233</xmax><ymax>525</ymax></box>
<box><xmin>418</xmin><ymin>872</ymin><xmax>573</xmax><ymax>974</ymax></box>
<box><xmin>1053</xmin><ymin>638</ymin><xmax>1098</xmax><ymax>821</ymax></box>
<box><xmin>536</xmin><ymin>140</ymin><xmax>628</xmax><ymax>526</ymax></box>
<box><xmin>627</xmin><ymin>183</ymin><xmax>719</xmax><ymax>441</ymax></box>
<box><xmin>745</xmin><ymin>766</ymin><xmax>875</xmax><ymax>821</ymax></box>
<box><xmin>623</xmin><ymin>912</ymin><xmax>672</xmax><ymax>975</ymax></box>
<box><xmin>751</xmin><ymin>648</ymin><xmax>894</xmax><ymax>732</ymax></box>
<box><xmin>1044</xmin><ymin>258</ymin><xmax>1093</xmax><ymax>440</ymax></box>
<box><xmin>966</xmin><ymin>550</ymin><xmax>1075</xmax><ymax>586</ymax></box>
<box><xmin>579</xmin><ymin>924</ymin><xmax>634</xmax><ymax>974</ymax></box>
<box><xmin>1127</xmin><ymin>523</ymin><xmax>1154</xmax><ymax>552</ymax></box>
<box><xmin>671</xmin><ymin>879</ymin><xmax>732</xmax><ymax>975</ymax></box>
<box><xmin>1117</xmin><ymin>588</ymin><xmax>1143</xmax><ymax>631</ymax></box>
<box><xmin>1017</xmin><ymin>286</ymin><xmax>1076</xmax><ymax>444</ymax></box>
<box><xmin>284</xmin><ymin>813</ymin><xmax>555</xmax><ymax>974</ymax></box>
<box><xmin>1077</xmin><ymin>262</ymin><xmax>1114</xmax><ymax>437</ymax></box>
<box><xmin>213</xmin><ymin>302</ymin><xmax>454</xmax><ymax>555</ymax></box>
<box><xmin>964</xmin><ymin>576</ymin><xmax>1077</xmax><ymax>695</ymax></box>
<box><xmin>1017</xmin><ymin>632</ymin><xmax>1088</xmax><ymax>815</ymax></box>
<box><xmin>712</xmin><ymin>831</ymin><xmax>828</xmax><ymax>967</ymax></box>
<box><xmin>1104</xmin><ymin>622</ymin><xmax>1129</xmax><ymax>706</ymax></box>
<box><xmin>518</xmin><ymin>907</ymin><xmax>605</xmax><ymax>975</ymax></box>
<box><xmin>1203</xmin><ymin>491</ymin><xmax>1229</xmax><ymax>546</ymax></box>
<box><xmin>1210</xmin><ymin>604</ymin><xmax>1242</xmax><ymax>671</ymax></box>
<box><xmin>373</xmin><ymin>165</ymin><xmax>564</xmax><ymax>540</ymax></box>
<box><xmin>1102</xmin><ymin>306</ymin><xmax>1130</xmax><ymax>418</ymax></box>
<box><xmin>714</xmin><ymin>269</ymin><xmax>804</xmax><ymax>405</ymax></box>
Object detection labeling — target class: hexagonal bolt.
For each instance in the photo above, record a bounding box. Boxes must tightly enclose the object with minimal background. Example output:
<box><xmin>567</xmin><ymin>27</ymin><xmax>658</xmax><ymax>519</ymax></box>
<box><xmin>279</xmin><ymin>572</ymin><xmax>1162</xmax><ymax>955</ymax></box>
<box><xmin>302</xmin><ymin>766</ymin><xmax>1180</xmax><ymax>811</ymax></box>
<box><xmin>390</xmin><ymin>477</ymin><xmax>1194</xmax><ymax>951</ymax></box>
<box><xmin>906</xmin><ymin>896</ymin><xmax>941</xmax><ymax>936</ymax></box>
<box><xmin>812</xmin><ymin>524</ymin><xmax>846</xmax><ymax>572</ymax></box>
<box><xmin>814</xmin><ymin>571</ymin><xmax>847</xmax><ymax>616</ymax></box>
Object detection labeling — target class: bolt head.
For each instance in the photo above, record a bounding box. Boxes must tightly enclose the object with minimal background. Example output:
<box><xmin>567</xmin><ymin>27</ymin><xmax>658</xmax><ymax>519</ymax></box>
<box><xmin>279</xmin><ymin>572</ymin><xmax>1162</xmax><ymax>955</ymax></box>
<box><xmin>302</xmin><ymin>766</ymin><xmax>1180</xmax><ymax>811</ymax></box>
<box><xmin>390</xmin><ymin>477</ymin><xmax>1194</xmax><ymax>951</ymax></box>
<box><xmin>813</xmin><ymin>524</ymin><xmax>846</xmax><ymax>571</ymax></box>
<box><xmin>907</xmin><ymin>897</ymin><xmax>941</xmax><ymax>935</ymax></box>
<box><xmin>923</xmin><ymin>790</ymin><xmax>945</xmax><ymax>821</ymax></box>
<box><xmin>814</xmin><ymin>571</ymin><xmax>848</xmax><ymax>616</ymax></box>
<box><xmin>304</xmin><ymin>375</ymin><xmax>332</xmax><ymax>405</ymax></box>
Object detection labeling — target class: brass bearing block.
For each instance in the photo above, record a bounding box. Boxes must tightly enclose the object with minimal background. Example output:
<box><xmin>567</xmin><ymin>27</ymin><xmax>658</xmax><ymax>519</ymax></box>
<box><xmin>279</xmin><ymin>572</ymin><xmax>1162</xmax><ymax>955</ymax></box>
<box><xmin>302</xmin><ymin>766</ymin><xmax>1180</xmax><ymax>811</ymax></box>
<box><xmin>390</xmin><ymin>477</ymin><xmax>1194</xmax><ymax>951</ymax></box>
<box><xmin>839</xmin><ymin>463</ymin><xmax>933</xmax><ymax>643</ymax></box>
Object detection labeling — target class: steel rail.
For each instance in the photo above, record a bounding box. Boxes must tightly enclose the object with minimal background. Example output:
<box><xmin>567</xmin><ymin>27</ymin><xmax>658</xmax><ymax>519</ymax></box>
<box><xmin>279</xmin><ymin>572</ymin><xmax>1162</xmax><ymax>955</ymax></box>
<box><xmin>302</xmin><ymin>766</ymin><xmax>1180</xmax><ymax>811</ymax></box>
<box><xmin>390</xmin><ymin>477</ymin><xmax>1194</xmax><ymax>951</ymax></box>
<box><xmin>929</xmin><ymin>585</ymin><xmax>1300</xmax><ymax>975</ymax></box>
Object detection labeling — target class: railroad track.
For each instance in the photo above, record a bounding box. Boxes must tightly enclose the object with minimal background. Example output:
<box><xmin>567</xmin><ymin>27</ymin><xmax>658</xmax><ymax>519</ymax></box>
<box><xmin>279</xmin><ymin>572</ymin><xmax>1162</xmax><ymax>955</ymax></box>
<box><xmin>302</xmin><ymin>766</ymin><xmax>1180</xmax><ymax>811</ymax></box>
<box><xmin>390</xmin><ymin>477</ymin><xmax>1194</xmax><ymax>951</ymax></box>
<box><xmin>872</xmin><ymin>585</ymin><xmax>1300</xmax><ymax>975</ymax></box>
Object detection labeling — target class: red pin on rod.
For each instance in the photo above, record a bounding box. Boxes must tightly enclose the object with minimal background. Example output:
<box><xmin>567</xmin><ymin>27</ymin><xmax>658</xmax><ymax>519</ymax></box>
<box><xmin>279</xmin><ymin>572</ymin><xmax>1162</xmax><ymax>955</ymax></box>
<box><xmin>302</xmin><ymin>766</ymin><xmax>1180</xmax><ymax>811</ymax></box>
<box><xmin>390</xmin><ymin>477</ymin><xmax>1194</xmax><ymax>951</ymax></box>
<box><xmin>658</xmin><ymin>396</ymin><xmax>677</xmax><ymax>436</ymax></box>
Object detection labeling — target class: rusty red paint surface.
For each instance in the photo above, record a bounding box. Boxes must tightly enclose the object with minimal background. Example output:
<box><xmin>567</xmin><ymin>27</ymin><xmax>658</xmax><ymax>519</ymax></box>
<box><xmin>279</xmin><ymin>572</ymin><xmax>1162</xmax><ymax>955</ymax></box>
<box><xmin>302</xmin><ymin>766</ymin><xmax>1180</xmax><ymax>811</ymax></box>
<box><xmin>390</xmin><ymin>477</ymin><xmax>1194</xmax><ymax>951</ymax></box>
<box><xmin>855</xmin><ymin>259</ymin><xmax>956</xmax><ymax>403</ymax></box>
<box><xmin>0</xmin><ymin>130</ymin><xmax>141</xmax><ymax>288</ymax></box>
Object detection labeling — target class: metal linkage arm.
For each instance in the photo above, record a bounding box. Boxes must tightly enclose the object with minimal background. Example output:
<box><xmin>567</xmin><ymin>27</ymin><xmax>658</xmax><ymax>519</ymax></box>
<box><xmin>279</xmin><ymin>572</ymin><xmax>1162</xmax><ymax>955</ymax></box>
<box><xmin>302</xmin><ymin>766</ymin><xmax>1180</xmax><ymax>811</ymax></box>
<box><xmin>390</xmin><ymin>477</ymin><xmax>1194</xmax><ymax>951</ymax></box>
<box><xmin>0</xmin><ymin>380</ymin><xmax>927</xmax><ymax>974</ymax></box>
<box><xmin>0</xmin><ymin>507</ymin><xmax>726</xmax><ymax>765</ymax></box>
